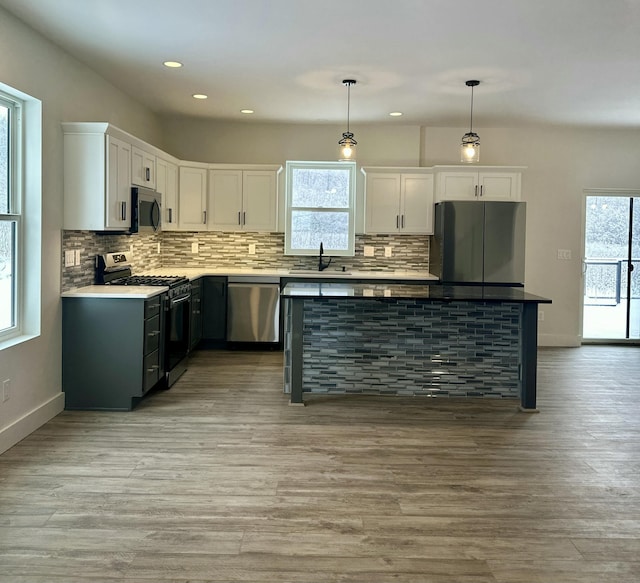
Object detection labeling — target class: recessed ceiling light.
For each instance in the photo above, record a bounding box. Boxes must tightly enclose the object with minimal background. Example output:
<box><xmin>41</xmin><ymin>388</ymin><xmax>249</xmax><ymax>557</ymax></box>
<box><xmin>192</xmin><ymin>94</ymin><xmax>208</xmax><ymax>100</ymax></box>
<box><xmin>389</xmin><ymin>111</ymin><xmax>403</xmax><ymax>117</ymax></box>
<box><xmin>163</xmin><ymin>61</ymin><xmax>183</xmax><ymax>68</ymax></box>
<box><xmin>240</xmin><ymin>109</ymin><xmax>254</xmax><ymax>114</ymax></box>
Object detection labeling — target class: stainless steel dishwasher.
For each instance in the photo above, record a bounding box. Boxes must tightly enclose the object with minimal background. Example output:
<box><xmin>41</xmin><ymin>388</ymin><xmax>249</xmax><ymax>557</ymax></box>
<box><xmin>226</xmin><ymin>276</ymin><xmax>280</xmax><ymax>342</ymax></box>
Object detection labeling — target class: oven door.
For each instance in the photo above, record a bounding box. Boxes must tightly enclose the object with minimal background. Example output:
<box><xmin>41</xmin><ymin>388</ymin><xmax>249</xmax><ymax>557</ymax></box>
<box><xmin>165</xmin><ymin>293</ymin><xmax>190</xmax><ymax>386</ymax></box>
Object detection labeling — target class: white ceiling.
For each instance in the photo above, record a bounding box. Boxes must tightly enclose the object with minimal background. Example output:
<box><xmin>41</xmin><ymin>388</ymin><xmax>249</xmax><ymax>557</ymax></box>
<box><xmin>2</xmin><ymin>0</ymin><xmax>640</xmax><ymax>128</ymax></box>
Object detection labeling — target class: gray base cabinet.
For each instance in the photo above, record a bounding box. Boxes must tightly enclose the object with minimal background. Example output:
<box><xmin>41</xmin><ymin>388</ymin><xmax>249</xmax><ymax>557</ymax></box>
<box><xmin>62</xmin><ymin>295</ymin><xmax>165</xmax><ymax>410</ymax></box>
<box><xmin>202</xmin><ymin>277</ymin><xmax>227</xmax><ymax>341</ymax></box>
<box><xmin>190</xmin><ymin>279</ymin><xmax>203</xmax><ymax>351</ymax></box>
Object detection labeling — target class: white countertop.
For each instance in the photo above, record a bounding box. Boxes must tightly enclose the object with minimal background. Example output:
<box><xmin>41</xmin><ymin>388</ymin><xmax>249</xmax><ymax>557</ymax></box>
<box><xmin>61</xmin><ymin>285</ymin><xmax>167</xmax><ymax>299</ymax></box>
<box><xmin>61</xmin><ymin>269</ymin><xmax>437</xmax><ymax>297</ymax></box>
<box><xmin>143</xmin><ymin>267</ymin><xmax>437</xmax><ymax>282</ymax></box>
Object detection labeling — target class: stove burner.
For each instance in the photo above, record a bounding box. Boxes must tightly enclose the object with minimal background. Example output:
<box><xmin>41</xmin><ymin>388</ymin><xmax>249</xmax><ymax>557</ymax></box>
<box><xmin>107</xmin><ymin>275</ymin><xmax>188</xmax><ymax>288</ymax></box>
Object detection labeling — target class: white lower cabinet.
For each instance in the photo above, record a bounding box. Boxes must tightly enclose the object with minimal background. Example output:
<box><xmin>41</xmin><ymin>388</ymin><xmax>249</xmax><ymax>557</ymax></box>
<box><xmin>364</xmin><ymin>170</ymin><xmax>434</xmax><ymax>234</ymax></box>
<box><xmin>435</xmin><ymin>167</ymin><xmax>523</xmax><ymax>201</ymax></box>
<box><xmin>178</xmin><ymin>166</ymin><xmax>208</xmax><ymax>231</ymax></box>
<box><xmin>156</xmin><ymin>156</ymin><xmax>179</xmax><ymax>230</ymax></box>
<box><xmin>63</xmin><ymin>123</ymin><xmax>132</xmax><ymax>231</ymax></box>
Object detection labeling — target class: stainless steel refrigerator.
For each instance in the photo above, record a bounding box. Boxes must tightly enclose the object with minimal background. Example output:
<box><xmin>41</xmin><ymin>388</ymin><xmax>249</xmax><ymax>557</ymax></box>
<box><xmin>429</xmin><ymin>201</ymin><xmax>526</xmax><ymax>285</ymax></box>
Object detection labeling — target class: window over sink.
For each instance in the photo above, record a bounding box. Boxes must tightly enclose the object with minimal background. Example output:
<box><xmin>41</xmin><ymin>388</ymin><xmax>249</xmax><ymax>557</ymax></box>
<box><xmin>284</xmin><ymin>161</ymin><xmax>356</xmax><ymax>256</ymax></box>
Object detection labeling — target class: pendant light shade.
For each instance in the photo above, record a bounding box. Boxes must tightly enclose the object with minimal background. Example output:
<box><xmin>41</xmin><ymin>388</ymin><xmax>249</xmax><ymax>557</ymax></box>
<box><xmin>460</xmin><ymin>80</ymin><xmax>480</xmax><ymax>163</ymax></box>
<box><xmin>338</xmin><ymin>79</ymin><xmax>357</xmax><ymax>161</ymax></box>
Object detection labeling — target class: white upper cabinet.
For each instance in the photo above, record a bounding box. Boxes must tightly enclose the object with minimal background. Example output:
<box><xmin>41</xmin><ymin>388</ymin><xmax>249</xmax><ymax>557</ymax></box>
<box><xmin>208</xmin><ymin>167</ymin><xmax>279</xmax><ymax>232</ymax></box>
<box><xmin>363</xmin><ymin>169</ymin><xmax>434</xmax><ymax>234</ymax></box>
<box><xmin>63</xmin><ymin>123</ymin><xmax>132</xmax><ymax>231</ymax></box>
<box><xmin>208</xmin><ymin>170</ymin><xmax>244</xmax><ymax>230</ymax></box>
<box><xmin>131</xmin><ymin>146</ymin><xmax>156</xmax><ymax>189</ymax></box>
<box><xmin>434</xmin><ymin>166</ymin><xmax>524</xmax><ymax>201</ymax></box>
<box><xmin>178</xmin><ymin>165</ymin><xmax>208</xmax><ymax>231</ymax></box>
<box><xmin>156</xmin><ymin>156</ymin><xmax>179</xmax><ymax>230</ymax></box>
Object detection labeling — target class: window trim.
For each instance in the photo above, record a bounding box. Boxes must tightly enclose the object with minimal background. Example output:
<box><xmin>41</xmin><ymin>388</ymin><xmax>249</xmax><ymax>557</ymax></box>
<box><xmin>0</xmin><ymin>92</ymin><xmax>22</xmax><ymax>340</ymax></box>
<box><xmin>0</xmin><ymin>81</ymin><xmax>40</xmax><ymax>349</ymax></box>
<box><xmin>284</xmin><ymin>160</ymin><xmax>356</xmax><ymax>256</ymax></box>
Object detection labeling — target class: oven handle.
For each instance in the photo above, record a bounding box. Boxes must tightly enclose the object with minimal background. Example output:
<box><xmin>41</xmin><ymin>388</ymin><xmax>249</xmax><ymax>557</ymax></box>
<box><xmin>170</xmin><ymin>295</ymin><xmax>191</xmax><ymax>307</ymax></box>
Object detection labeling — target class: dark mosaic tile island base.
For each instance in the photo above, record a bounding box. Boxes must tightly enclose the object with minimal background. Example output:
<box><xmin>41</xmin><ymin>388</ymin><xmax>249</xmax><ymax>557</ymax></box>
<box><xmin>285</xmin><ymin>299</ymin><xmax>522</xmax><ymax>399</ymax></box>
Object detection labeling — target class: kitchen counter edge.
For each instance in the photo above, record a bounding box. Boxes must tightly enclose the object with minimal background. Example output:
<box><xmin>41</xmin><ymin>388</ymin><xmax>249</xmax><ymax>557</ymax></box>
<box><xmin>61</xmin><ymin>269</ymin><xmax>437</xmax><ymax>298</ymax></box>
<box><xmin>61</xmin><ymin>285</ymin><xmax>167</xmax><ymax>299</ymax></box>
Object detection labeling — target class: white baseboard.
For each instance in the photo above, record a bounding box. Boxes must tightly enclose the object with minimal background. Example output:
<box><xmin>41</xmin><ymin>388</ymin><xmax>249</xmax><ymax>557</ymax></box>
<box><xmin>538</xmin><ymin>333</ymin><xmax>581</xmax><ymax>347</ymax></box>
<box><xmin>0</xmin><ymin>392</ymin><xmax>65</xmax><ymax>455</ymax></box>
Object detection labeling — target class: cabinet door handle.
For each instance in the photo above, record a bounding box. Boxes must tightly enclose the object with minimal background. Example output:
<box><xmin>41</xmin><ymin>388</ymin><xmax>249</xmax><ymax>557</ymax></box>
<box><xmin>203</xmin><ymin>210</ymin><xmax>207</xmax><ymax>224</ymax></box>
<box><xmin>401</xmin><ymin>215</ymin><xmax>405</xmax><ymax>228</ymax></box>
<box><xmin>145</xmin><ymin>167</ymin><xmax>149</xmax><ymax>181</ymax></box>
<box><xmin>168</xmin><ymin>208</ymin><xmax>173</xmax><ymax>223</ymax></box>
<box><xmin>475</xmin><ymin>185</ymin><xmax>479</xmax><ymax>198</ymax></box>
<box><xmin>396</xmin><ymin>215</ymin><xmax>399</xmax><ymax>228</ymax></box>
<box><xmin>121</xmin><ymin>201</ymin><xmax>127</xmax><ymax>220</ymax></box>
<box><xmin>480</xmin><ymin>185</ymin><xmax>484</xmax><ymax>197</ymax></box>
<box><xmin>238</xmin><ymin>211</ymin><xmax>241</xmax><ymax>225</ymax></box>
<box><xmin>243</xmin><ymin>211</ymin><xmax>246</xmax><ymax>225</ymax></box>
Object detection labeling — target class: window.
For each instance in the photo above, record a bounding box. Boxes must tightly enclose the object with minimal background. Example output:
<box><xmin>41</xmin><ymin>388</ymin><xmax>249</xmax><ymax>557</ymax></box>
<box><xmin>0</xmin><ymin>92</ymin><xmax>20</xmax><ymax>338</ymax></box>
<box><xmin>284</xmin><ymin>161</ymin><xmax>356</xmax><ymax>256</ymax></box>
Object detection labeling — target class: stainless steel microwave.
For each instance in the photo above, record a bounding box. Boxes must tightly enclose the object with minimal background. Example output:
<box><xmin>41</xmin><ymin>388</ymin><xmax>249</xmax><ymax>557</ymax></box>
<box><xmin>131</xmin><ymin>186</ymin><xmax>161</xmax><ymax>233</ymax></box>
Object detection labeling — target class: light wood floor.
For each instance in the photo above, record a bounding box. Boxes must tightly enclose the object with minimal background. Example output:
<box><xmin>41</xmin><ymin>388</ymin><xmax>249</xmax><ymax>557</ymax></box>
<box><xmin>1</xmin><ymin>346</ymin><xmax>640</xmax><ymax>582</ymax></box>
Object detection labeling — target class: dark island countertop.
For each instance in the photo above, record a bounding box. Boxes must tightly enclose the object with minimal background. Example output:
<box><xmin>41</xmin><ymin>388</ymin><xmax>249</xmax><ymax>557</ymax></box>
<box><xmin>281</xmin><ymin>282</ymin><xmax>552</xmax><ymax>304</ymax></box>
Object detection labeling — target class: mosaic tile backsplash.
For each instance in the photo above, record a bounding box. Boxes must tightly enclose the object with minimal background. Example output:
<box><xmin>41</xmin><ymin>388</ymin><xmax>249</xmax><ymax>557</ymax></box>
<box><xmin>62</xmin><ymin>230</ymin><xmax>429</xmax><ymax>291</ymax></box>
<box><xmin>284</xmin><ymin>298</ymin><xmax>522</xmax><ymax>399</ymax></box>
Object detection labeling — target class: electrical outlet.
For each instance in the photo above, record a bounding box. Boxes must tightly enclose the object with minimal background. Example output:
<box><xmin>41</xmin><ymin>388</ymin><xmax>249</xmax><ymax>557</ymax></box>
<box><xmin>557</xmin><ymin>248</ymin><xmax>572</xmax><ymax>260</ymax></box>
<box><xmin>64</xmin><ymin>250</ymin><xmax>75</xmax><ymax>267</ymax></box>
<box><xmin>74</xmin><ymin>249</ymin><xmax>81</xmax><ymax>266</ymax></box>
<box><xmin>363</xmin><ymin>246</ymin><xmax>375</xmax><ymax>257</ymax></box>
<box><xmin>191</xmin><ymin>242</ymin><xmax>199</xmax><ymax>254</ymax></box>
<box><xmin>384</xmin><ymin>246</ymin><xmax>393</xmax><ymax>258</ymax></box>
<box><xmin>248</xmin><ymin>243</ymin><xmax>256</xmax><ymax>255</ymax></box>
<box><xmin>538</xmin><ymin>310</ymin><xmax>545</xmax><ymax>322</ymax></box>
<box><xmin>2</xmin><ymin>379</ymin><xmax>10</xmax><ymax>402</ymax></box>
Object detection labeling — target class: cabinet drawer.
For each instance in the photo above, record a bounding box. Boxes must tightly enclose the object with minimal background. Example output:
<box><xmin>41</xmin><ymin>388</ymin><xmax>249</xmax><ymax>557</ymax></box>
<box><xmin>143</xmin><ymin>349</ymin><xmax>161</xmax><ymax>392</ymax></box>
<box><xmin>144</xmin><ymin>314</ymin><xmax>161</xmax><ymax>354</ymax></box>
<box><xmin>145</xmin><ymin>298</ymin><xmax>162</xmax><ymax>319</ymax></box>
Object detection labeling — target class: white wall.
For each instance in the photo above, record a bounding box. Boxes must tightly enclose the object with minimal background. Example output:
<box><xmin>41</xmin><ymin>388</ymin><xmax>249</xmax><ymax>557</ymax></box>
<box><xmin>163</xmin><ymin>118</ymin><xmax>640</xmax><ymax>347</ymax></box>
<box><xmin>0</xmin><ymin>7</ymin><xmax>162</xmax><ymax>453</ymax></box>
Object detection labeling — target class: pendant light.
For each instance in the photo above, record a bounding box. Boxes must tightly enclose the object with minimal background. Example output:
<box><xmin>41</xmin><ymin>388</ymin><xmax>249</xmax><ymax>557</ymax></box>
<box><xmin>338</xmin><ymin>79</ymin><xmax>357</xmax><ymax>161</ymax></box>
<box><xmin>460</xmin><ymin>80</ymin><xmax>480</xmax><ymax>163</ymax></box>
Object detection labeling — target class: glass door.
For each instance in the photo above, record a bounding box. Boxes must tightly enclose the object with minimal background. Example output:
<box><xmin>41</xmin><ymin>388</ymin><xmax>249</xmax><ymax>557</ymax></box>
<box><xmin>583</xmin><ymin>194</ymin><xmax>640</xmax><ymax>340</ymax></box>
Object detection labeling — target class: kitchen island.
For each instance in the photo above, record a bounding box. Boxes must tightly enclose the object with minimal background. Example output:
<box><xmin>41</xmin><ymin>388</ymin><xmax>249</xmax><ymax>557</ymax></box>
<box><xmin>282</xmin><ymin>282</ymin><xmax>551</xmax><ymax>411</ymax></box>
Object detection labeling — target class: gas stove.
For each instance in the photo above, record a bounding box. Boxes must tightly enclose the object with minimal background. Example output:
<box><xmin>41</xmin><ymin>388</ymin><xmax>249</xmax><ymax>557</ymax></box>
<box><xmin>96</xmin><ymin>252</ymin><xmax>191</xmax><ymax>299</ymax></box>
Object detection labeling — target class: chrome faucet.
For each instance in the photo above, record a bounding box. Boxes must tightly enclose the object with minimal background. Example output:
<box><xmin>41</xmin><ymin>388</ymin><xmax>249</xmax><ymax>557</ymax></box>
<box><xmin>318</xmin><ymin>242</ymin><xmax>332</xmax><ymax>271</ymax></box>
